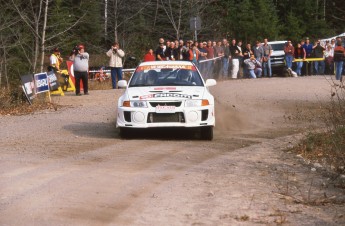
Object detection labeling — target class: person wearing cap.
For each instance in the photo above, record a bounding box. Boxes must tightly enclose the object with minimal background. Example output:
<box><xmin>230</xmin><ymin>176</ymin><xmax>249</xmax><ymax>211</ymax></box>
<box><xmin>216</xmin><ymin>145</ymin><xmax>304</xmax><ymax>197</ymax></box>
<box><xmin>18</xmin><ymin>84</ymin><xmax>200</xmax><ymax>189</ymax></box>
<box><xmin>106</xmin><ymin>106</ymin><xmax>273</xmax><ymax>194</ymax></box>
<box><xmin>69</xmin><ymin>44</ymin><xmax>89</xmax><ymax>96</ymax></box>
<box><xmin>106</xmin><ymin>42</ymin><xmax>125</xmax><ymax>89</ymax></box>
<box><xmin>49</xmin><ymin>47</ymin><xmax>63</xmax><ymax>72</ymax></box>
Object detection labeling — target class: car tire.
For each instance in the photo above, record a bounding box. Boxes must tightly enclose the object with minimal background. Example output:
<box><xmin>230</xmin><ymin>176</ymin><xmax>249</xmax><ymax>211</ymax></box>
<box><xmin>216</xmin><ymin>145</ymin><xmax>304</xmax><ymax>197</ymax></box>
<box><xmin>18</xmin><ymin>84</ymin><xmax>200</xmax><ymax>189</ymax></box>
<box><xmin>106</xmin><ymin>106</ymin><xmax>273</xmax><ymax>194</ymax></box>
<box><xmin>119</xmin><ymin>127</ymin><xmax>131</xmax><ymax>139</ymax></box>
<box><xmin>200</xmin><ymin>126</ymin><xmax>213</xmax><ymax>140</ymax></box>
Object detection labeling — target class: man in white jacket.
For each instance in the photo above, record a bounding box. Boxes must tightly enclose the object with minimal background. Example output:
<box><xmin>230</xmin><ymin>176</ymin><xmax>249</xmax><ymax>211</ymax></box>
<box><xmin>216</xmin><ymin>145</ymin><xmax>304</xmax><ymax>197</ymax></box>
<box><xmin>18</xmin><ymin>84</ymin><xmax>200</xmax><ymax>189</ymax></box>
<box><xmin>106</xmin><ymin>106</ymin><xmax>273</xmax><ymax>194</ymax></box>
<box><xmin>106</xmin><ymin>42</ymin><xmax>125</xmax><ymax>89</ymax></box>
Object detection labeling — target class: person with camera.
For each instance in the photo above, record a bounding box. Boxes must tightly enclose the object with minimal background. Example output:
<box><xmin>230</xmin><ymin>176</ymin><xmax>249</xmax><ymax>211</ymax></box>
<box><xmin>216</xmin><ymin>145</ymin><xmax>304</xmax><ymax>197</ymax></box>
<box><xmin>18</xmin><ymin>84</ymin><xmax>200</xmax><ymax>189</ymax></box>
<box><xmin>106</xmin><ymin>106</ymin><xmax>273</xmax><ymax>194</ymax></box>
<box><xmin>49</xmin><ymin>47</ymin><xmax>63</xmax><ymax>72</ymax></box>
<box><xmin>243</xmin><ymin>54</ymin><xmax>262</xmax><ymax>79</ymax></box>
<box><xmin>69</xmin><ymin>44</ymin><xmax>89</xmax><ymax>96</ymax></box>
<box><xmin>106</xmin><ymin>42</ymin><xmax>125</xmax><ymax>89</ymax></box>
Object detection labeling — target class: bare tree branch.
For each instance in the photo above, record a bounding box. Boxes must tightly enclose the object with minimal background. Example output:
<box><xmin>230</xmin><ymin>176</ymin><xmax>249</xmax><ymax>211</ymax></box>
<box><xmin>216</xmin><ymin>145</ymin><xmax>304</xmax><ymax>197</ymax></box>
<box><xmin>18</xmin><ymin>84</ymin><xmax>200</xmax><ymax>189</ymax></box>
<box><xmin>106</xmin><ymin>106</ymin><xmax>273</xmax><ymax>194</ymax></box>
<box><xmin>45</xmin><ymin>14</ymin><xmax>86</xmax><ymax>42</ymax></box>
<box><xmin>10</xmin><ymin>0</ymin><xmax>41</xmax><ymax>39</ymax></box>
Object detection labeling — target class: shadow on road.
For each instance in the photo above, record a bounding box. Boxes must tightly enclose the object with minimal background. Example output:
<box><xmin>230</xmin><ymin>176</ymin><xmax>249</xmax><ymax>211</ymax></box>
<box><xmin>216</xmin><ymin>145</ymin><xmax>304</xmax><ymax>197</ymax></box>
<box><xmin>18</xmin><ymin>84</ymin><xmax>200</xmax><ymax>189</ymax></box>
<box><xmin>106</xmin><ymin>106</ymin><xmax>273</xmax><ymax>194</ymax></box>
<box><xmin>118</xmin><ymin>127</ymin><xmax>205</xmax><ymax>140</ymax></box>
<box><xmin>63</xmin><ymin>122</ymin><xmax>204</xmax><ymax>140</ymax></box>
<box><xmin>63</xmin><ymin>122</ymin><xmax>118</xmax><ymax>139</ymax></box>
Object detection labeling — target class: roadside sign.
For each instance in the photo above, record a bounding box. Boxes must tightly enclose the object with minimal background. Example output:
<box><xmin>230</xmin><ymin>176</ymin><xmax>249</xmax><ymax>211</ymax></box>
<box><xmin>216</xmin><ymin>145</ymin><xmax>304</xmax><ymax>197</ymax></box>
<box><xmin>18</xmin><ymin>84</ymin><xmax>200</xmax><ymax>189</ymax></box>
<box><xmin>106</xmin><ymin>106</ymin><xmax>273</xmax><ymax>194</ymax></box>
<box><xmin>47</xmin><ymin>71</ymin><xmax>60</xmax><ymax>91</ymax></box>
<box><xmin>189</xmin><ymin>16</ymin><xmax>201</xmax><ymax>31</ymax></box>
<box><xmin>34</xmin><ymin>72</ymin><xmax>49</xmax><ymax>94</ymax></box>
<box><xmin>189</xmin><ymin>16</ymin><xmax>201</xmax><ymax>41</ymax></box>
<box><xmin>20</xmin><ymin>74</ymin><xmax>35</xmax><ymax>104</ymax></box>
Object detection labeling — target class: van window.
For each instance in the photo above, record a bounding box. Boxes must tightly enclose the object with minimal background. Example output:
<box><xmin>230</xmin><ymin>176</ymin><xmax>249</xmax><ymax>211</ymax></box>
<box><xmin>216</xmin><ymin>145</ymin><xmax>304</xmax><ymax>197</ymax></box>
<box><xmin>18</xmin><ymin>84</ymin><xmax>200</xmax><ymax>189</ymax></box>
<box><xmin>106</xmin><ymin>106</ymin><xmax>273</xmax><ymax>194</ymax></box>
<box><xmin>271</xmin><ymin>43</ymin><xmax>286</xmax><ymax>51</ymax></box>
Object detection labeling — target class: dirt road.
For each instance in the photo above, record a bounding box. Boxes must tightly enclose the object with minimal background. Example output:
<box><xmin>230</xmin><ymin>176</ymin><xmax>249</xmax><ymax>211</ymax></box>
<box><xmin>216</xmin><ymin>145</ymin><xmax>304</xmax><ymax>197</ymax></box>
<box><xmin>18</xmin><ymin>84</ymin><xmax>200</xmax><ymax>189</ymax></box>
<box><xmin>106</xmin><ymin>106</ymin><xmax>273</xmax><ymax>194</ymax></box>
<box><xmin>0</xmin><ymin>76</ymin><xmax>344</xmax><ymax>225</ymax></box>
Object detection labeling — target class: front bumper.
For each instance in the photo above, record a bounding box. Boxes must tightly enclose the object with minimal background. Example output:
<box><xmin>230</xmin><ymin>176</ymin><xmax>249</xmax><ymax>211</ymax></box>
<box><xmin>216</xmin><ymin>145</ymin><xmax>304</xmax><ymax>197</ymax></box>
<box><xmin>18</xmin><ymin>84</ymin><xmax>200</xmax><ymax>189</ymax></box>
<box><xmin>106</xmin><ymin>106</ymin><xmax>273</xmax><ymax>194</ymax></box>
<box><xmin>116</xmin><ymin>105</ymin><xmax>215</xmax><ymax>128</ymax></box>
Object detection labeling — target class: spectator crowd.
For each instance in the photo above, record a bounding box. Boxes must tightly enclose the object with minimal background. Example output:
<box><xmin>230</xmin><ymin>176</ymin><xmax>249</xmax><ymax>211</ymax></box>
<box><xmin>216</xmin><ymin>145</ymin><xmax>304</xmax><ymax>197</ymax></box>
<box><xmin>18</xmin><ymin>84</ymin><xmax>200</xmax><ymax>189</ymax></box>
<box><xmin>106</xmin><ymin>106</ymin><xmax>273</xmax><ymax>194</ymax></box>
<box><xmin>144</xmin><ymin>36</ymin><xmax>345</xmax><ymax>81</ymax></box>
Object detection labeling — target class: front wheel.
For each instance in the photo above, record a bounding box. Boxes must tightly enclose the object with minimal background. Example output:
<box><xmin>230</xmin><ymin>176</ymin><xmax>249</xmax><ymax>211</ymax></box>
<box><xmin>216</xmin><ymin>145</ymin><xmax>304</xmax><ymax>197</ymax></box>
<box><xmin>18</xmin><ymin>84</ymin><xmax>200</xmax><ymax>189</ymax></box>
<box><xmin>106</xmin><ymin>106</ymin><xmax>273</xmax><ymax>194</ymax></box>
<box><xmin>119</xmin><ymin>127</ymin><xmax>131</xmax><ymax>139</ymax></box>
<box><xmin>200</xmin><ymin>126</ymin><xmax>213</xmax><ymax>140</ymax></box>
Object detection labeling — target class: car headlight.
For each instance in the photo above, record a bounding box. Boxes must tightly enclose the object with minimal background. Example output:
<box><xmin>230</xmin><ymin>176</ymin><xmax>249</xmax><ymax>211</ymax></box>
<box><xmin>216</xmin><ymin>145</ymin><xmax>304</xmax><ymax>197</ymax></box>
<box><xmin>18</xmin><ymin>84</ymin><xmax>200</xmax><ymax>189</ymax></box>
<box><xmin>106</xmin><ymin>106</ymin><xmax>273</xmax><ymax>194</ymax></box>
<box><xmin>185</xmin><ymin>99</ymin><xmax>209</xmax><ymax>107</ymax></box>
<box><xmin>122</xmin><ymin>100</ymin><xmax>148</xmax><ymax>108</ymax></box>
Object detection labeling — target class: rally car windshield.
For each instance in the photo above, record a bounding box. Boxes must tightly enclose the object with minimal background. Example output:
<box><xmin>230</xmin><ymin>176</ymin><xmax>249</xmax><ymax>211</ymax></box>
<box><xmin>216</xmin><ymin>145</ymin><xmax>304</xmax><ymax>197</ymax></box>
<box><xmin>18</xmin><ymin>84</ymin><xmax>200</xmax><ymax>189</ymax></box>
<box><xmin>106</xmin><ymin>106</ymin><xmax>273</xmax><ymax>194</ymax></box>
<box><xmin>128</xmin><ymin>68</ymin><xmax>204</xmax><ymax>87</ymax></box>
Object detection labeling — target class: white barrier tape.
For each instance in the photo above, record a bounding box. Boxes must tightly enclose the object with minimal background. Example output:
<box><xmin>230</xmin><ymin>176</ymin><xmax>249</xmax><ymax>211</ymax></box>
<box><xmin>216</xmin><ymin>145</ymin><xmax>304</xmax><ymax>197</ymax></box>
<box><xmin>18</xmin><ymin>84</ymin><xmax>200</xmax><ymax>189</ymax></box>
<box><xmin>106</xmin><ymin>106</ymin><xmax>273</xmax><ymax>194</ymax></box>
<box><xmin>199</xmin><ymin>56</ymin><xmax>224</xmax><ymax>63</ymax></box>
<box><xmin>89</xmin><ymin>68</ymin><xmax>135</xmax><ymax>73</ymax></box>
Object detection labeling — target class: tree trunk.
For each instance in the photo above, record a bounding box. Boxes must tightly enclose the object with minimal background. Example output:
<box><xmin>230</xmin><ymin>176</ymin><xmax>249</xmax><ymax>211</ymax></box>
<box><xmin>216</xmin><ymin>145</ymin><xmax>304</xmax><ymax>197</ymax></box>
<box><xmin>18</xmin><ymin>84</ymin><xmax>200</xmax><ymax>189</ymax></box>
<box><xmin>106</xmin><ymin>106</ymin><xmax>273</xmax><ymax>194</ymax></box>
<box><xmin>40</xmin><ymin>0</ymin><xmax>49</xmax><ymax>72</ymax></box>
<box><xmin>105</xmin><ymin>0</ymin><xmax>108</xmax><ymax>39</ymax></box>
<box><xmin>114</xmin><ymin>0</ymin><xmax>118</xmax><ymax>42</ymax></box>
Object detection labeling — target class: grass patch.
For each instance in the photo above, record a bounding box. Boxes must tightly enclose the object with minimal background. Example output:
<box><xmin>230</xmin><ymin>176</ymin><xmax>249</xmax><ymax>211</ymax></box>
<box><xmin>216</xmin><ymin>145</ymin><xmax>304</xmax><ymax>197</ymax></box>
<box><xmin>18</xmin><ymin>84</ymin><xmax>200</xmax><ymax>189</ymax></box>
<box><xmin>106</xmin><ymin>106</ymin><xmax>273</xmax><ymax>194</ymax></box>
<box><xmin>293</xmin><ymin>82</ymin><xmax>345</xmax><ymax>175</ymax></box>
<box><xmin>0</xmin><ymin>87</ymin><xmax>56</xmax><ymax>116</ymax></box>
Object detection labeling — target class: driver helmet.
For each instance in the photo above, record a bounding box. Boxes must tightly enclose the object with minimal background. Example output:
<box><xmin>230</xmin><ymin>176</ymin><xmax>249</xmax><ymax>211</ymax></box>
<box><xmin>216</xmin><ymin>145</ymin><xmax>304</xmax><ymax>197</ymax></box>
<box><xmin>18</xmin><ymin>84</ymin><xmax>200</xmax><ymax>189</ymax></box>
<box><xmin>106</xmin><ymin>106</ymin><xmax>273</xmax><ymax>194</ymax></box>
<box><xmin>179</xmin><ymin>70</ymin><xmax>192</xmax><ymax>82</ymax></box>
<box><xmin>147</xmin><ymin>70</ymin><xmax>158</xmax><ymax>85</ymax></box>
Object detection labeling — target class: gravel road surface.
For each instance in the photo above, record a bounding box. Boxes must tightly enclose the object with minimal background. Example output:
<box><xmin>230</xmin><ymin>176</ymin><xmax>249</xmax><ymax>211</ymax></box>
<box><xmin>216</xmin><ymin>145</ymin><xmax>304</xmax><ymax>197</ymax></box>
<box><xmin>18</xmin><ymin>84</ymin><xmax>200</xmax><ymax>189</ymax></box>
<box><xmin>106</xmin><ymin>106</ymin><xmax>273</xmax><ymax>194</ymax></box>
<box><xmin>1</xmin><ymin>76</ymin><xmax>344</xmax><ymax>225</ymax></box>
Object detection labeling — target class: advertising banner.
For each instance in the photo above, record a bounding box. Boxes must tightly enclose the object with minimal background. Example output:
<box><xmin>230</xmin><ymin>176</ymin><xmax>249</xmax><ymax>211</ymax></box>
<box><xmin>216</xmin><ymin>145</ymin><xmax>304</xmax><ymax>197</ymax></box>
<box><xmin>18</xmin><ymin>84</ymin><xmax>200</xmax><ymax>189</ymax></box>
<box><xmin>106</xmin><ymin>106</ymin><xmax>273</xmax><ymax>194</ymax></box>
<box><xmin>34</xmin><ymin>72</ymin><xmax>49</xmax><ymax>94</ymax></box>
<box><xmin>66</xmin><ymin>60</ymin><xmax>83</xmax><ymax>90</ymax></box>
<box><xmin>20</xmin><ymin>74</ymin><xmax>35</xmax><ymax>104</ymax></box>
<box><xmin>47</xmin><ymin>71</ymin><xmax>60</xmax><ymax>91</ymax></box>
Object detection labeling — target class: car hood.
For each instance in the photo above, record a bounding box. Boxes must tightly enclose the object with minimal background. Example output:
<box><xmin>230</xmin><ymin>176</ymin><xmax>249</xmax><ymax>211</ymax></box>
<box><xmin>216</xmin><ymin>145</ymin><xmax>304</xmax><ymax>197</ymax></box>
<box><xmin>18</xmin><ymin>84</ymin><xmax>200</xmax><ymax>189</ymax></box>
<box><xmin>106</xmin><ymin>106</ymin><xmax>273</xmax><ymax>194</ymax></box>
<box><xmin>271</xmin><ymin>50</ymin><xmax>285</xmax><ymax>56</ymax></box>
<box><xmin>126</xmin><ymin>86</ymin><xmax>206</xmax><ymax>100</ymax></box>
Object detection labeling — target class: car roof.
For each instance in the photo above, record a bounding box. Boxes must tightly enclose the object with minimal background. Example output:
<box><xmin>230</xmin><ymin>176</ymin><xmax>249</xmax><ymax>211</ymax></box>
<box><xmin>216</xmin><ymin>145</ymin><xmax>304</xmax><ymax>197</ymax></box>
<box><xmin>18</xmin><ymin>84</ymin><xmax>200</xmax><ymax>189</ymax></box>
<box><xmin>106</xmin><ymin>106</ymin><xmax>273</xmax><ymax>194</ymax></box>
<box><xmin>139</xmin><ymin>60</ymin><xmax>194</xmax><ymax>67</ymax></box>
<box><xmin>267</xmin><ymin>41</ymin><xmax>287</xmax><ymax>44</ymax></box>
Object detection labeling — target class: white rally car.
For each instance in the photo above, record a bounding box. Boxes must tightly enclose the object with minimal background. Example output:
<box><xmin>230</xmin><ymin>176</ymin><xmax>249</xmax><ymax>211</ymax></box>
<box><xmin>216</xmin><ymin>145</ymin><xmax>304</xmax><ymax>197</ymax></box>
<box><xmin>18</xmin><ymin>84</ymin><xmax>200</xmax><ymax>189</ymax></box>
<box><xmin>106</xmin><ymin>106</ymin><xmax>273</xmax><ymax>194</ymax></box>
<box><xmin>116</xmin><ymin>61</ymin><xmax>216</xmax><ymax>140</ymax></box>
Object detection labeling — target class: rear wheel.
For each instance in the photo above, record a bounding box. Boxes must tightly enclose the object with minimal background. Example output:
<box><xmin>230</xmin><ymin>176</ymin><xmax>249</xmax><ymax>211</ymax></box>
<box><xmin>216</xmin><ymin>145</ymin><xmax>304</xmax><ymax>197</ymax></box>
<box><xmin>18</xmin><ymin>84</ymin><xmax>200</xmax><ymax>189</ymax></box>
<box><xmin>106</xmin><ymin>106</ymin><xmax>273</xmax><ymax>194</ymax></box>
<box><xmin>200</xmin><ymin>126</ymin><xmax>213</xmax><ymax>140</ymax></box>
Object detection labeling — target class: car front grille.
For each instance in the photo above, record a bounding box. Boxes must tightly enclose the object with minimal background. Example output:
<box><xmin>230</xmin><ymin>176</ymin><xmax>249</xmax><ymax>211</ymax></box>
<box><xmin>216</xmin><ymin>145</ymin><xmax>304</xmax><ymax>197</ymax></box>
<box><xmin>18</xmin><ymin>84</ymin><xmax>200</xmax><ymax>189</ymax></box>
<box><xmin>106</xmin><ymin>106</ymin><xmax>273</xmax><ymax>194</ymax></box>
<box><xmin>147</xmin><ymin>112</ymin><xmax>185</xmax><ymax>123</ymax></box>
<box><xmin>149</xmin><ymin>101</ymin><xmax>182</xmax><ymax>107</ymax></box>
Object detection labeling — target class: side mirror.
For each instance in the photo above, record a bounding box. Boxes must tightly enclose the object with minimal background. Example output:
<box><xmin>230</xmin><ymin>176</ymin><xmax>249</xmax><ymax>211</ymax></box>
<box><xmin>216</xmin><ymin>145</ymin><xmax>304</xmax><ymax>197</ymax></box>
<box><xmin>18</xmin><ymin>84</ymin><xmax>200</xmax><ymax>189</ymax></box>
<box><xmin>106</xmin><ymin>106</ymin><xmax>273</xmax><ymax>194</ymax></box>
<box><xmin>117</xmin><ymin>80</ymin><xmax>128</xmax><ymax>88</ymax></box>
<box><xmin>205</xmin><ymin>79</ymin><xmax>217</xmax><ymax>87</ymax></box>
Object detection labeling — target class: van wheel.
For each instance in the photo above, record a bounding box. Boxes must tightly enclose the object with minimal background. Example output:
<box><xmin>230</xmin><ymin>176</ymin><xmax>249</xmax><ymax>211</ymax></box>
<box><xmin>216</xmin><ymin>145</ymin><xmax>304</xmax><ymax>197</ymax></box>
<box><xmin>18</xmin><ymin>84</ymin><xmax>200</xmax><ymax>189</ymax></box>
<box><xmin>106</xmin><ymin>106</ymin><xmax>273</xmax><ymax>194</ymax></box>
<box><xmin>200</xmin><ymin>126</ymin><xmax>213</xmax><ymax>140</ymax></box>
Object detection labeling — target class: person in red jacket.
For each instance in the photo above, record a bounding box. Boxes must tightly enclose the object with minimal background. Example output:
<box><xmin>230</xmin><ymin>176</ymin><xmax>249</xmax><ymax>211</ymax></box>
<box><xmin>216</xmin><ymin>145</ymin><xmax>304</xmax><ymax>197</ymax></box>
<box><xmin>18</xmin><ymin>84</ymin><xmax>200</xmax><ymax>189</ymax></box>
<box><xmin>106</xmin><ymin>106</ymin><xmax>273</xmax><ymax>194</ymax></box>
<box><xmin>189</xmin><ymin>44</ymin><xmax>199</xmax><ymax>65</ymax></box>
<box><xmin>143</xmin><ymin>48</ymin><xmax>155</xmax><ymax>62</ymax></box>
<box><xmin>333</xmin><ymin>41</ymin><xmax>345</xmax><ymax>81</ymax></box>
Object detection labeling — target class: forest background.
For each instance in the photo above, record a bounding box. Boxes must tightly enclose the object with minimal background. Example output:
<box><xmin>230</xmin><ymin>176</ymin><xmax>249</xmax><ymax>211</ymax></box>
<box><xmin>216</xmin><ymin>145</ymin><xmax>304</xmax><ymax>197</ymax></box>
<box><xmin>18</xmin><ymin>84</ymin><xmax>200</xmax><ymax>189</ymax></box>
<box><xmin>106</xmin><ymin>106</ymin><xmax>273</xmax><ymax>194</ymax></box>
<box><xmin>0</xmin><ymin>0</ymin><xmax>344</xmax><ymax>88</ymax></box>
